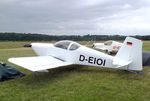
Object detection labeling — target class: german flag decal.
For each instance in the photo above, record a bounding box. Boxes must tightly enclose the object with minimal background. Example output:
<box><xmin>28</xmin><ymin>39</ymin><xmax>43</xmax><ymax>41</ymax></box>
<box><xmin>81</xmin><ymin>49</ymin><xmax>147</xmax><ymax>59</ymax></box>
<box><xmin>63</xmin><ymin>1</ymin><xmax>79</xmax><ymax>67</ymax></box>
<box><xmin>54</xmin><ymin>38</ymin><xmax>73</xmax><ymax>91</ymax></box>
<box><xmin>127</xmin><ymin>41</ymin><xmax>132</xmax><ymax>46</ymax></box>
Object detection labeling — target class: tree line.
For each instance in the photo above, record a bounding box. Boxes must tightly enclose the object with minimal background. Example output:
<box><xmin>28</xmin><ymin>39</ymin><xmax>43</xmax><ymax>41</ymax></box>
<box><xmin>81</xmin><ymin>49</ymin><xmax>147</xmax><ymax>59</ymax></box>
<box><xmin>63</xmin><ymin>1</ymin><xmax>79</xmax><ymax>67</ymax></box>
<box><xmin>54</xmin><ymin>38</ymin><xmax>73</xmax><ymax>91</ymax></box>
<box><xmin>0</xmin><ymin>32</ymin><xmax>149</xmax><ymax>41</ymax></box>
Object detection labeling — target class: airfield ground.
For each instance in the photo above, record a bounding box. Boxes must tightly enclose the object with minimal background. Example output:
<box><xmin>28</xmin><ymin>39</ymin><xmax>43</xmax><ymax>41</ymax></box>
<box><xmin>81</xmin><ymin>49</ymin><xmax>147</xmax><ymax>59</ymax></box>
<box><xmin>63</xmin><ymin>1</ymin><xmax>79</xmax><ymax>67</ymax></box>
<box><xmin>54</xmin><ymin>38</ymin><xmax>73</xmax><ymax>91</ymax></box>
<box><xmin>0</xmin><ymin>41</ymin><xmax>150</xmax><ymax>101</ymax></box>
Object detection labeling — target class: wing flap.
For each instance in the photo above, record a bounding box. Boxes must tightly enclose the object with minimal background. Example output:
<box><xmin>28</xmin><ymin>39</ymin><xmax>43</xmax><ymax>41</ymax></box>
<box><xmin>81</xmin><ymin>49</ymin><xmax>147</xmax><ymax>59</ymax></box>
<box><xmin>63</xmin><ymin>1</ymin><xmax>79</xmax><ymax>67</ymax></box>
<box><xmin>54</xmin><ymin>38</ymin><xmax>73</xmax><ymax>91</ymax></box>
<box><xmin>8</xmin><ymin>56</ymin><xmax>72</xmax><ymax>71</ymax></box>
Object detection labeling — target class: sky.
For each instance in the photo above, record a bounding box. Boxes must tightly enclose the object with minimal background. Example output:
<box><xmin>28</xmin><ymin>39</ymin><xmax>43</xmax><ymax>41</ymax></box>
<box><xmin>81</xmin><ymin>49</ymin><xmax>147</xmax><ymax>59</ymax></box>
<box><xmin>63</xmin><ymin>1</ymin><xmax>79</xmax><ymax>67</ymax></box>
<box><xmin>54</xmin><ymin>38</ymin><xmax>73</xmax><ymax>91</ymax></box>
<box><xmin>0</xmin><ymin>0</ymin><xmax>150</xmax><ymax>35</ymax></box>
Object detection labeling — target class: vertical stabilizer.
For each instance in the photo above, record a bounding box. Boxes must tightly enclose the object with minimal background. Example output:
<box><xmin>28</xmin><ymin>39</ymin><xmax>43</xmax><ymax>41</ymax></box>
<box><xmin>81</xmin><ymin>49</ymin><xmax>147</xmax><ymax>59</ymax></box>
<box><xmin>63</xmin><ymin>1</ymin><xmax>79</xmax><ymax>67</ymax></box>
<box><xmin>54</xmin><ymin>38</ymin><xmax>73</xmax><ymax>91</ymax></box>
<box><xmin>114</xmin><ymin>37</ymin><xmax>143</xmax><ymax>71</ymax></box>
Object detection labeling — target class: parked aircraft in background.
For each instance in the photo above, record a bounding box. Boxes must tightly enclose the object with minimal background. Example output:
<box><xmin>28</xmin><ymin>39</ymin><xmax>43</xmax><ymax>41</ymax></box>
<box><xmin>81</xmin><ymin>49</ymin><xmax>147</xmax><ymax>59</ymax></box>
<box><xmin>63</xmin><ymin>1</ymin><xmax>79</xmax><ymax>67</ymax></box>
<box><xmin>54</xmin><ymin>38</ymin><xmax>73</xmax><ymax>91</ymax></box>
<box><xmin>93</xmin><ymin>40</ymin><xmax>123</xmax><ymax>54</ymax></box>
<box><xmin>8</xmin><ymin>37</ymin><xmax>143</xmax><ymax>72</ymax></box>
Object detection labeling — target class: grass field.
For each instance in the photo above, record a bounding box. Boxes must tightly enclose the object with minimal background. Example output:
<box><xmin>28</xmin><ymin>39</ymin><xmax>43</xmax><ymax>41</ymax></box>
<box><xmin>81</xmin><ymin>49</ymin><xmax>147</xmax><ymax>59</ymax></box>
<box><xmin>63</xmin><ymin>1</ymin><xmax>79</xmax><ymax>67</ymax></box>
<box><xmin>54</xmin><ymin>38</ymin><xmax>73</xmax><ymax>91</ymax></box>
<box><xmin>0</xmin><ymin>41</ymin><xmax>150</xmax><ymax>101</ymax></box>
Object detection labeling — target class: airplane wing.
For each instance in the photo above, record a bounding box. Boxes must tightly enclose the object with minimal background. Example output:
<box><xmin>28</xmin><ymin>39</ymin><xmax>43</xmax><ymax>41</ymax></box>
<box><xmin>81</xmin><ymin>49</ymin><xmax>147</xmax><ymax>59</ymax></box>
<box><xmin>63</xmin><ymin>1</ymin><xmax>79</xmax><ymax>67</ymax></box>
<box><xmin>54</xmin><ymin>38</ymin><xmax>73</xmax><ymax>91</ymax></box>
<box><xmin>8</xmin><ymin>56</ymin><xmax>72</xmax><ymax>71</ymax></box>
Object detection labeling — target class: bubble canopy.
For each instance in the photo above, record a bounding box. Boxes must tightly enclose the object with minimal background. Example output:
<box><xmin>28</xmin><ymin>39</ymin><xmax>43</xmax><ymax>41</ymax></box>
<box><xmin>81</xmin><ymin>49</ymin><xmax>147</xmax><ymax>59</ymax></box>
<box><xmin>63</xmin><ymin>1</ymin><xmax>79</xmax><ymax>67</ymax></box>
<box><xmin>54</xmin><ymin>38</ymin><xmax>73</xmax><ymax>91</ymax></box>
<box><xmin>54</xmin><ymin>40</ymin><xmax>81</xmax><ymax>50</ymax></box>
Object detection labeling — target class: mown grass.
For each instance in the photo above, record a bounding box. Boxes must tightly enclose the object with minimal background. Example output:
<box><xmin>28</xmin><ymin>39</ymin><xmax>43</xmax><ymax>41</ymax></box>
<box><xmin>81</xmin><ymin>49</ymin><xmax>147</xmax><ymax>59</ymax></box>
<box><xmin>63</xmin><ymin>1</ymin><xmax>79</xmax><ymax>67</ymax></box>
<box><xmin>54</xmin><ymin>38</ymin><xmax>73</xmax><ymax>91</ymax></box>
<box><xmin>0</xmin><ymin>41</ymin><xmax>150</xmax><ymax>101</ymax></box>
<box><xmin>0</xmin><ymin>41</ymin><xmax>30</xmax><ymax>49</ymax></box>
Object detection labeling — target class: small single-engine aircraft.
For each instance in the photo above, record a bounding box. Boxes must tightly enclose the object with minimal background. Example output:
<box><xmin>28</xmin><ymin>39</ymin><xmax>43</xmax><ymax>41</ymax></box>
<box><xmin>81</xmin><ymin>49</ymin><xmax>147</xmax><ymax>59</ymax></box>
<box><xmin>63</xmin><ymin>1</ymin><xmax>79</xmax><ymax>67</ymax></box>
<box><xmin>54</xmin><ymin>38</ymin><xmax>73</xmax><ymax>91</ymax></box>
<box><xmin>93</xmin><ymin>40</ymin><xmax>123</xmax><ymax>54</ymax></box>
<box><xmin>8</xmin><ymin>37</ymin><xmax>143</xmax><ymax>72</ymax></box>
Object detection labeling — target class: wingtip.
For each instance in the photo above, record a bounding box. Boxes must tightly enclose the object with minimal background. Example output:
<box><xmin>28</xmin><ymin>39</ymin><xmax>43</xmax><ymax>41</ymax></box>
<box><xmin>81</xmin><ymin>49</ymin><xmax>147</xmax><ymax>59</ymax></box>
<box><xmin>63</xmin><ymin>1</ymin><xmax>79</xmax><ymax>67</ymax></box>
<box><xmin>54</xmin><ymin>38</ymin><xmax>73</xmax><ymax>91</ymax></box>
<box><xmin>8</xmin><ymin>58</ymin><xmax>13</xmax><ymax>62</ymax></box>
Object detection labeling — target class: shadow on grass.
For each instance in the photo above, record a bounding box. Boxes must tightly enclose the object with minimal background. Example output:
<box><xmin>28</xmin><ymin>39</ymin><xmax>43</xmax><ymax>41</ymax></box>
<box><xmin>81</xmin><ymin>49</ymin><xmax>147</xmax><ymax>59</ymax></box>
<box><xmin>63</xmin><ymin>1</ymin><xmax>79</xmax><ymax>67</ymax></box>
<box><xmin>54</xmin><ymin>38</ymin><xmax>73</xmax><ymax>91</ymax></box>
<box><xmin>16</xmin><ymin>65</ymin><xmax>145</xmax><ymax>89</ymax></box>
<box><xmin>17</xmin><ymin>65</ymin><xmax>83</xmax><ymax>87</ymax></box>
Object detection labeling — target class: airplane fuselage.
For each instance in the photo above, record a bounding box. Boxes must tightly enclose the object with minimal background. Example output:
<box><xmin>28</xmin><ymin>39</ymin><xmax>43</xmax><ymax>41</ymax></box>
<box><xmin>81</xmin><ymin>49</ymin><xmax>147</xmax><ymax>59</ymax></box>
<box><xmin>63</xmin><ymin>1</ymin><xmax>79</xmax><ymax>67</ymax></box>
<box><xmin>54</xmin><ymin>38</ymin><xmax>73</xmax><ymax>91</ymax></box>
<box><xmin>31</xmin><ymin>42</ymin><xmax>117</xmax><ymax>69</ymax></box>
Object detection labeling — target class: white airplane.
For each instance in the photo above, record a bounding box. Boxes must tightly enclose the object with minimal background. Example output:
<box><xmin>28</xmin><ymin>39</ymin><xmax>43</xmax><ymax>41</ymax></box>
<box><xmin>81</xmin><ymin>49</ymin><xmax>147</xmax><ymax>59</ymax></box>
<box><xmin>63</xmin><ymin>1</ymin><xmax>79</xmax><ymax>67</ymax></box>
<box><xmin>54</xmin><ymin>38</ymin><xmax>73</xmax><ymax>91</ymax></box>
<box><xmin>8</xmin><ymin>37</ymin><xmax>143</xmax><ymax>72</ymax></box>
<box><xmin>93</xmin><ymin>40</ymin><xmax>123</xmax><ymax>54</ymax></box>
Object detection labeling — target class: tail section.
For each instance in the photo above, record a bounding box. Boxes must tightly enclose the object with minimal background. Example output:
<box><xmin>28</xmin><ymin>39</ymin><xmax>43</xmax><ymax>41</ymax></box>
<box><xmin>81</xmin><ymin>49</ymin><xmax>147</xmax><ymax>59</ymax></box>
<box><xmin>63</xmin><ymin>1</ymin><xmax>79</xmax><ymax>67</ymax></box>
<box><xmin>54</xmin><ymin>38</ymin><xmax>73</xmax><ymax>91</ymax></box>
<box><xmin>113</xmin><ymin>37</ymin><xmax>143</xmax><ymax>71</ymax></box>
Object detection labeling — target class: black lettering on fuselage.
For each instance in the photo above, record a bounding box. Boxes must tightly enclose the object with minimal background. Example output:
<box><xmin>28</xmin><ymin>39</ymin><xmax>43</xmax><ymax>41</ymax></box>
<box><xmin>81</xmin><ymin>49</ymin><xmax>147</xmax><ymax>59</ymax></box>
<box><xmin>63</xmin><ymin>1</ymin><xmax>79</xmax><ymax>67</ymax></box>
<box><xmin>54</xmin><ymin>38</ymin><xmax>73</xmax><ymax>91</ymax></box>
<box><xmin>79</xmin><ymin>55</ymin><xmax>106</xmax><ymax>66</ymax></box>
<box><xmin>93</xmin><ymin>58</ymin><xmax>97</xmax><ymax>64</ymax></box>
<box><xmin>103</xmin><ymin>60</ymin><xmax>106</xmax><ymax>66</ymax></box>
<box><xmin>97</xmin><ymin>59</ymin><xmax>103</xmax><ymax>65</ymax></box>
<box><xmin>79</xmin><ymin>55</ymin><xmax>85</xmax><ymax>61</ymax></box>
<box><xmin>88</xmin><ymin>57</ymin><xmax>94</xmax><ymax>63</ymax></box>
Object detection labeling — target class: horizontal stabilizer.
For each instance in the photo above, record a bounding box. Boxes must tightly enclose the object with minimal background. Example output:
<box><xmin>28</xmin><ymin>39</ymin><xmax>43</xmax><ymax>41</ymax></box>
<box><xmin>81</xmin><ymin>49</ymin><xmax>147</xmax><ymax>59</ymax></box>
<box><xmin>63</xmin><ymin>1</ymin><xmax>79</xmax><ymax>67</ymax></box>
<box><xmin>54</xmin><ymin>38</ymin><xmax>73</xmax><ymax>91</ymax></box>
<box><xmin>113</xmin><ymin>58</ymin><xmax>132</xmax><ymax>68</ymax></box>
<box><xmin>8</xmin><ymin>56</ymin><xmax>72</xmax><ymax>71</ymax></box>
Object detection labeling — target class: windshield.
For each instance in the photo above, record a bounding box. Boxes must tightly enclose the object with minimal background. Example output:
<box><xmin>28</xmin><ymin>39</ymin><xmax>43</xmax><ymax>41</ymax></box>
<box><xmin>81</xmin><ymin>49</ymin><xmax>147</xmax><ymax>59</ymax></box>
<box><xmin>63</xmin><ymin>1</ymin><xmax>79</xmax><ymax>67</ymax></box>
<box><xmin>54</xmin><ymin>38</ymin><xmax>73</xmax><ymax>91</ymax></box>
<box><xmin>54</xmin><ymin>41</ymin><xmax>71</xmax><ymax>49</ymax></box>
<box><xmin>54</xmin><ymin>40</ymin><xmax>80</xmax><ymax>50</ymax></box>
<box><xmin>104</xmin><ymin>41</ymin><xmax>113</xmax><ymax>45</ymax></box>
<box><xmin>69</xmin><ymin>43</ymin><xmax>80</xmax><ymax>50</ymax></box>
